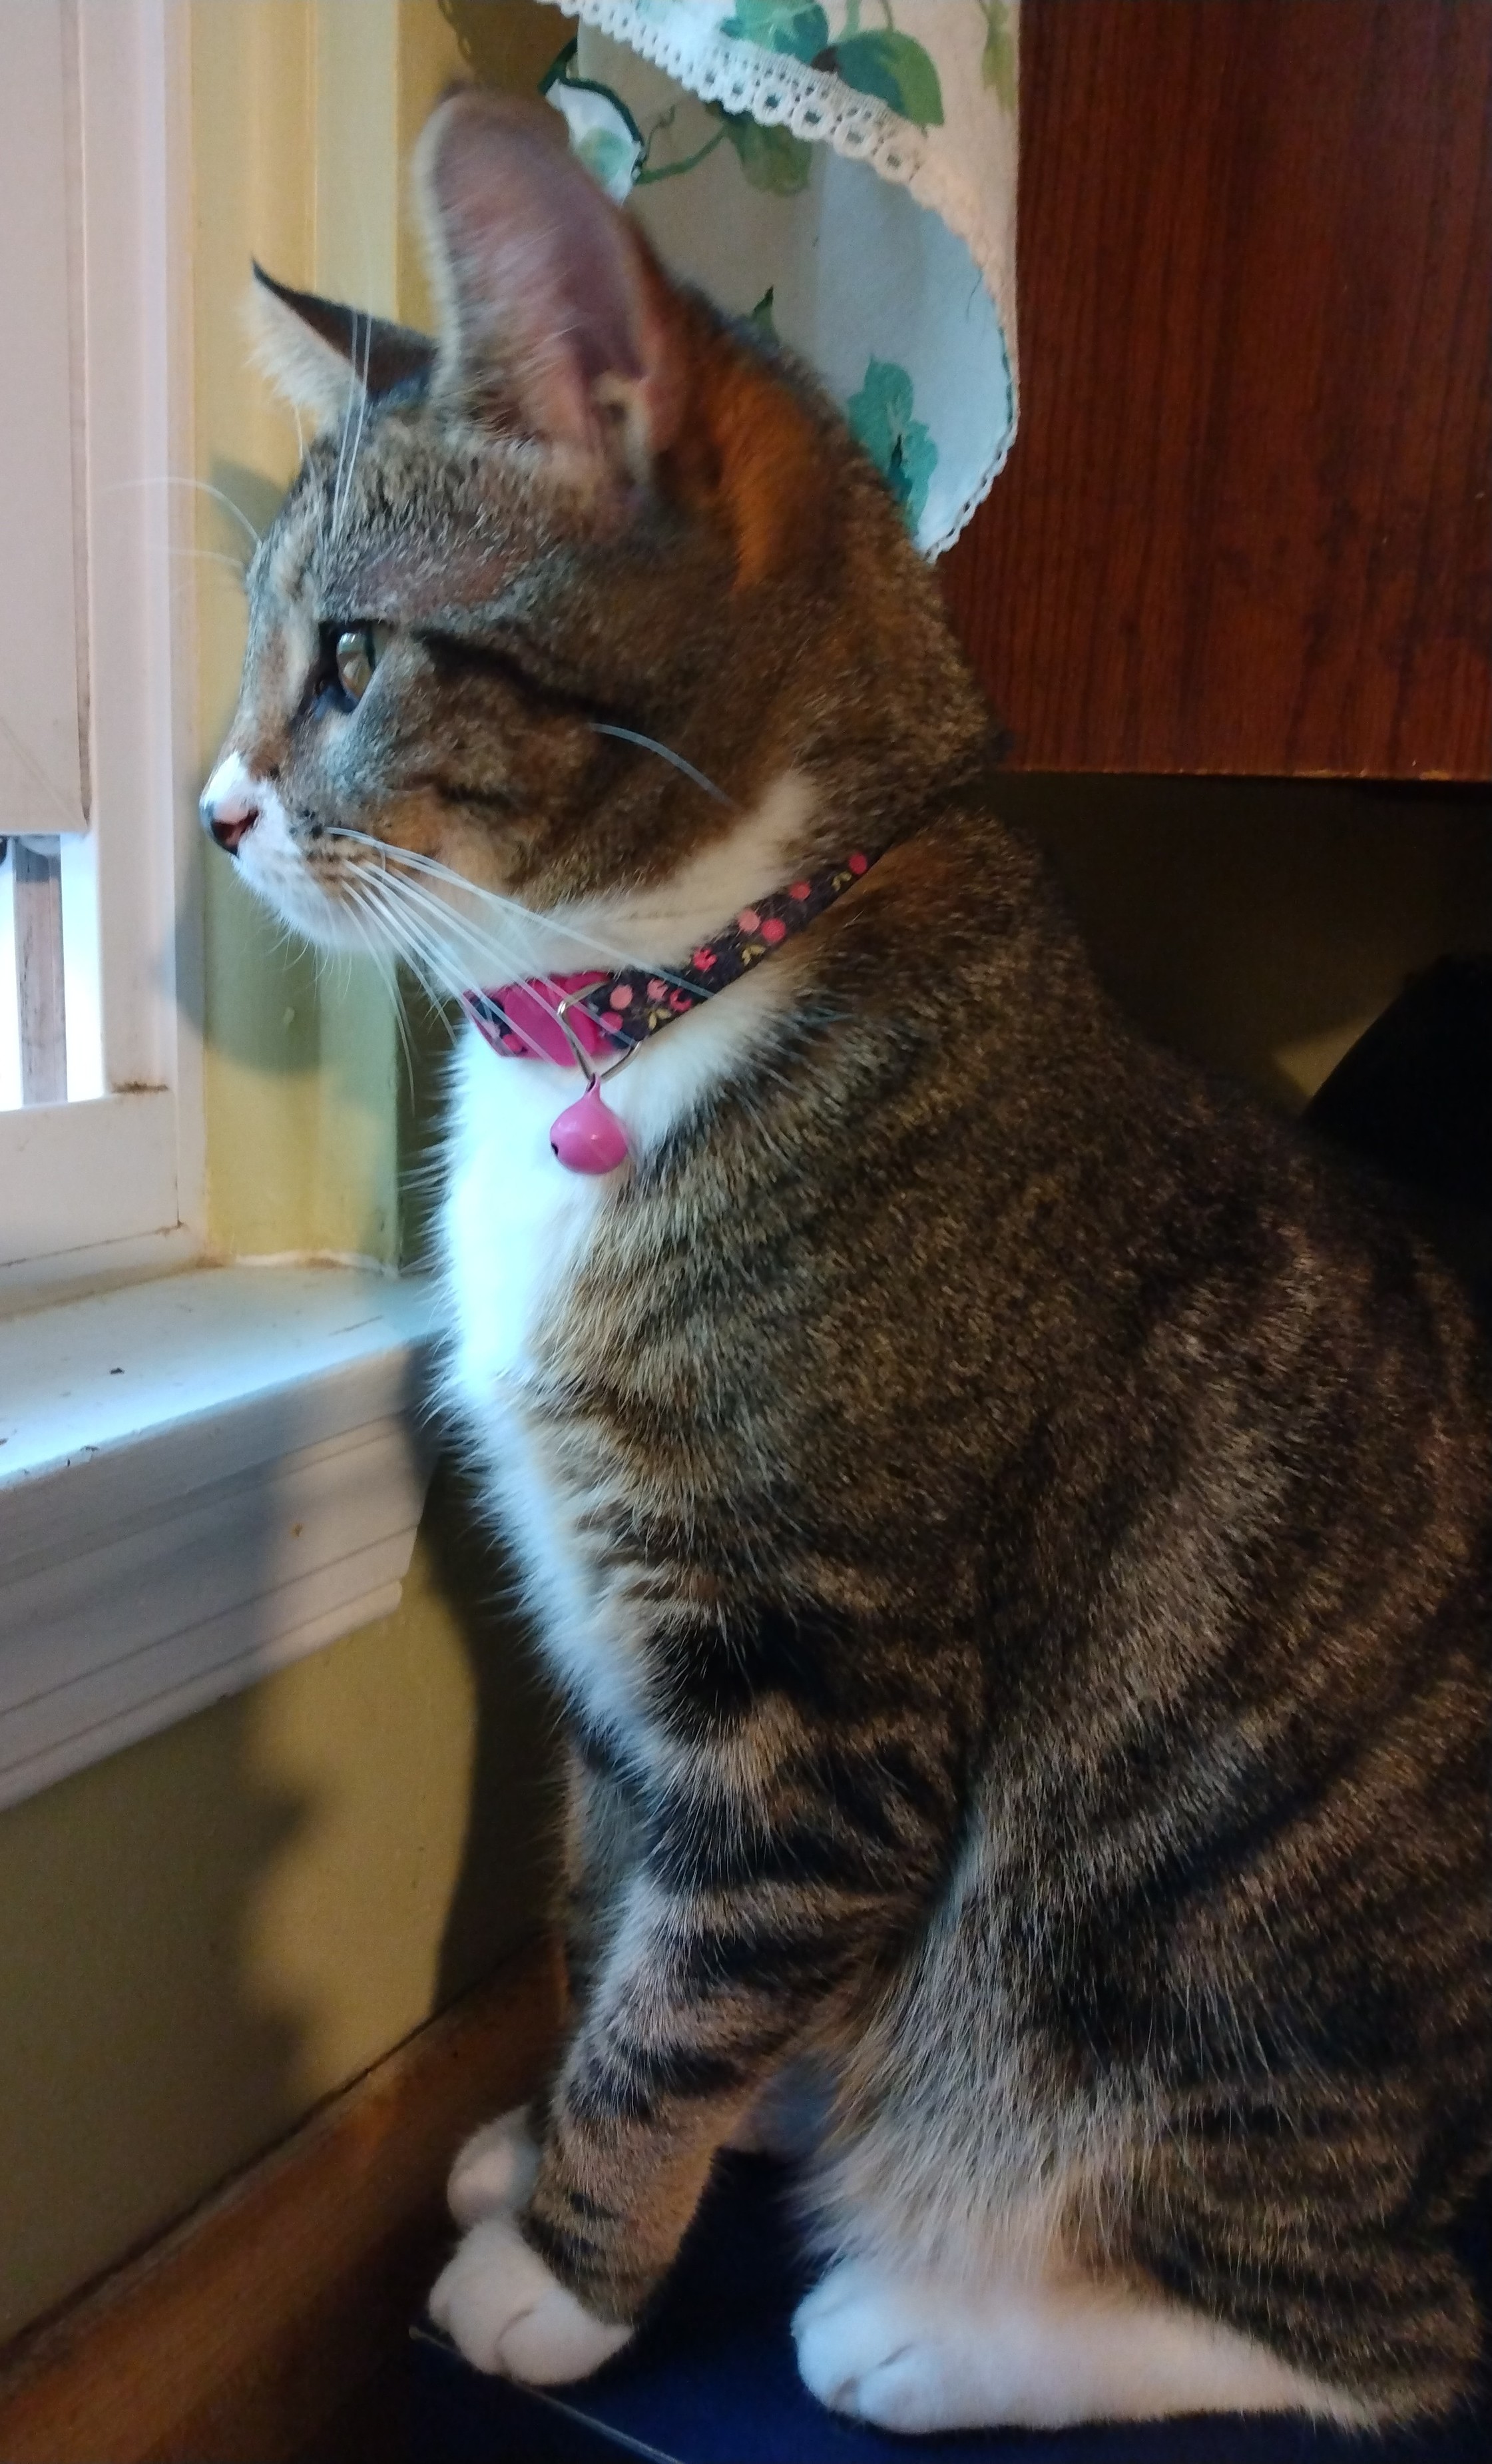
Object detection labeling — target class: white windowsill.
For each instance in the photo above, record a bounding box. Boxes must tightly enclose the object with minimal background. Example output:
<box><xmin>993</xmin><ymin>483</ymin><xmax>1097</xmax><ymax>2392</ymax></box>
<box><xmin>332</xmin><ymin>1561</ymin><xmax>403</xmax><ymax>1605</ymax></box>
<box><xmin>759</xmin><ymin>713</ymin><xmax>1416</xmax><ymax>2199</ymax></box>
<box><xmin>0</xmin><ymin>1263</ymin><xmax>441</xmax><ymax>1813</ymax></box>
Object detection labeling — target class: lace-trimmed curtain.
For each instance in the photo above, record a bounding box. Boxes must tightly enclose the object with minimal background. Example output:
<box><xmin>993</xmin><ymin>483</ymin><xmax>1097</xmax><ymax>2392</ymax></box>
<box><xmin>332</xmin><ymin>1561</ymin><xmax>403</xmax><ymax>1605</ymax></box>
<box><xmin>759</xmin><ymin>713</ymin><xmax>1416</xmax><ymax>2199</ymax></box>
<box><xmin>537</xmin><ymin>1</ymin><xmax>1019</xmax><ymax>557</ymax></box>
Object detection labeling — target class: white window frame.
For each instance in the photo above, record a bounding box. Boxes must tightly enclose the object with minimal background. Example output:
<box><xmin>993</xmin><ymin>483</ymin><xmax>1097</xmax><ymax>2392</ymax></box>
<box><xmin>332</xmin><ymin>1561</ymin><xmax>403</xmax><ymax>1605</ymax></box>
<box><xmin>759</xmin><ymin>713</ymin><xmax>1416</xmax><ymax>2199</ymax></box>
<box><xmin>0</xmin><ymin>1263</ymin><xmax>436</xmax><ymax>1813</ymax></box>
<box><xmin>0</xmin><ymin>5</ymin><xmax>440</xmax><ymax>1812</ymax></box>
<box><xmin>0</xmin><ymin>0</ymin><xmax>203</xmax><ymax>1303</ymax></box>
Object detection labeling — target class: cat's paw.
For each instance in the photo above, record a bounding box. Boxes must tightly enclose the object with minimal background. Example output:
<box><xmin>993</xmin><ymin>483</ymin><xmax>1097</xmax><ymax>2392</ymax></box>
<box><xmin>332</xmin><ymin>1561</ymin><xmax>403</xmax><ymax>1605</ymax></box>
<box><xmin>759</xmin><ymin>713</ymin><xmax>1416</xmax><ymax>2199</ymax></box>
<box><xmin>792</xmin><ymin>2258</ymin><xmax>981</xmax><ymax>2433</ymax></box>
<box><xmin>429</xmin><ymin>2214</ymin><xmax>633</xmax><ymax>2384</ymax></box>
<box><xmin>447</xmin><ymin>2105</ymin><xmax>541</xmax><ymax>2226</ymax></box>
<box><xmin>793</xmin><ymin>2256</ymin><xmax>1356</xmax><ymax>2431</ymax></box>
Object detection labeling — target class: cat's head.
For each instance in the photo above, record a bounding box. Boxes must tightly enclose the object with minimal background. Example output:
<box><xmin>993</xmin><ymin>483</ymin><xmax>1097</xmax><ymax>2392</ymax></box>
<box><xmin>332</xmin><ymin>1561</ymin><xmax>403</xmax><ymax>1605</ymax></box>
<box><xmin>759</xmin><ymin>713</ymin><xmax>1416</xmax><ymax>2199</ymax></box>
<box><xmin>202</xmin><ymin>91</ymin><xmax>971</xmax><ymax>987</ymax></box>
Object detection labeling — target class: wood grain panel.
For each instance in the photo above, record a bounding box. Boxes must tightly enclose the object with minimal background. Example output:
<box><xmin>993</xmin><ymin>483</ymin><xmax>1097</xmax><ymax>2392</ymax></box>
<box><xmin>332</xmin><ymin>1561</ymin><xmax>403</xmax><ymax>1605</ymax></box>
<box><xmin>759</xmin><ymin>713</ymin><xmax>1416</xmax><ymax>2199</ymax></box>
<box><xmin>941</xmin><ymin>1</ymin><xmax>1492</xmax><ymax>778</ymax></box>
<box><xmin>0</xmin><ymin>1935</ymin><xmax>563</xmax><ymax>2464</ymax></box>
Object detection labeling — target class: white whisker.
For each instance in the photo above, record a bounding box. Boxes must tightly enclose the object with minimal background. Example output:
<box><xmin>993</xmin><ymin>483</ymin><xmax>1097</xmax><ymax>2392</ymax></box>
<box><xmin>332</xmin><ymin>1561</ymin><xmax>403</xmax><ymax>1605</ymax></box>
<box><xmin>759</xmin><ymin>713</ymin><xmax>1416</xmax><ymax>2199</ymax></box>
<box><xmin>326</xmin><ymin>324</ymin><xmax>354</xmax><ymax>547</ymax></box>
<box><xmin>162</xmin><ymin>546</ymin><xmax>248</xmax><ymax>579</ymax></box>
<box><xmin>330</xmin><ymin>309</ymin><xmax>374</xmax><ymax>545</ymax></box>
<box><xmin>322</xmin><ymin>826</ymin><xmax>701</xmax><ymax>994</ymax></box>
<box><xmin>589</xmin><ymin>722</ymin><xmax>734</xmax><ymax>807</ymax></box>
<box><xmin>356</xmin><ymin>862</ymin><xmax>527</xmax><ymax>978</ymax></box>
<box><xmin>348</xmin><ymin>865</ymin><xmax>497</xmax><ymax>1008</ymax></box>
<box><xmin>340</xmin><ymin>875</ymin><xmax>420</xmax><ymax>1085</ymax></box>
<box><xmin>111</xmin><ymin>474</ymin><xmax>263</xmax><ymax>553</ymax></box>
<box><xmin>323</xmin><ymin>831</ymin><xmax>576</xmax><ymax>1000</ymax></box>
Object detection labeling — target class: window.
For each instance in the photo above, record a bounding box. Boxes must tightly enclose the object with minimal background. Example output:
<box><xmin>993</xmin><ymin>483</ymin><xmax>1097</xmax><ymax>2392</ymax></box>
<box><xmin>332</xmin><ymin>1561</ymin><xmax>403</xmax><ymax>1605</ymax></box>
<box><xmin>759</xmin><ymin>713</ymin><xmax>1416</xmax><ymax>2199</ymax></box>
<box><xmin>0</xmin><ymin>1</ymin><xmax>437</xmax><ymax>1819</ymax></box>
<box><xmin>0</xmin><ymin>0</ymin><xmax>201</xmax><ymax>1298</ymax></box>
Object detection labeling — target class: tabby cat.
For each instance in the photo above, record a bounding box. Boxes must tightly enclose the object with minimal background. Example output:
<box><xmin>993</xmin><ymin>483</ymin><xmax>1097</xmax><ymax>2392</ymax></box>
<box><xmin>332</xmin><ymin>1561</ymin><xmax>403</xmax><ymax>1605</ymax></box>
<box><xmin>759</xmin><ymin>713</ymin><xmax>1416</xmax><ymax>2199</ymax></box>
<box><xmin>201</xmin><ymin>93</ymin><xmax>1491</xmax><ymax>2434</ymax></box>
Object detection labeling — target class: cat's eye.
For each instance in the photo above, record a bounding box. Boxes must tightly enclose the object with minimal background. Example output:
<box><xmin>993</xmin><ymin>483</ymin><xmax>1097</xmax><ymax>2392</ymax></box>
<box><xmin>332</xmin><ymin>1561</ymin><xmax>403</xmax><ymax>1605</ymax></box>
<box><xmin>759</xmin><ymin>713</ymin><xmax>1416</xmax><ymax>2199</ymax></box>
<box><xmin>334</xmin><ymin>627</ymin><xmax>376</xmax><ymax>703</ymax></box>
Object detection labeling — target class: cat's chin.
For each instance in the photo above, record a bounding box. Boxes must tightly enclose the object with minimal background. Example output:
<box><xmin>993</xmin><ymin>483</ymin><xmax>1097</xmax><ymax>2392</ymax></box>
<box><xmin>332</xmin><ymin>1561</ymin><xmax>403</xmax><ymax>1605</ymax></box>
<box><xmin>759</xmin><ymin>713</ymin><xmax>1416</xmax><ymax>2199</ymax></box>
<box><xmin>235</xmin><ymin>852</ymin><xmax>379</xmax><ymax>956</ymax></box>
<box><xmin>202</xmin><ymin>769</ymin><xmax>377</xmax><ymax>954</ymax></box>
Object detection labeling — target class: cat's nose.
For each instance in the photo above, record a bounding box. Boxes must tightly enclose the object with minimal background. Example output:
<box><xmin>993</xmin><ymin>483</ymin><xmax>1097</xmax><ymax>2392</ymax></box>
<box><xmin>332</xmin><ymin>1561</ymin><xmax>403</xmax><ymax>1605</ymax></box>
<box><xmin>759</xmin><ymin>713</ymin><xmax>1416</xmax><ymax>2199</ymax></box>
<box><xmin>200</xmin><ymin>754</ymin><xmax>260</xmax><ymax>856</ymax></box>
<box><xmin>207</xmin><ymin>810</ymin><xmax>256</xmax><ymax>854</ymax></box>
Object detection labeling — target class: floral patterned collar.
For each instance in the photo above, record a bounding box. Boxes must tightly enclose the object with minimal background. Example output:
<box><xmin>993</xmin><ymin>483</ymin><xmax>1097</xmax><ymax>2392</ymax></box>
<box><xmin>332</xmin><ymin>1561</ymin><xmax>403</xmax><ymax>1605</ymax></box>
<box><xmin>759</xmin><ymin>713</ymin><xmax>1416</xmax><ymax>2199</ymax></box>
<box><xmin>459</xmin><ymin>847</ymin><xmax>877</xmax><ymax>1175</ymax></box>
<box><xmin>460</xmin><ymin>846</ymin><xmax>876</xmax><ymax>1068</ymax></box>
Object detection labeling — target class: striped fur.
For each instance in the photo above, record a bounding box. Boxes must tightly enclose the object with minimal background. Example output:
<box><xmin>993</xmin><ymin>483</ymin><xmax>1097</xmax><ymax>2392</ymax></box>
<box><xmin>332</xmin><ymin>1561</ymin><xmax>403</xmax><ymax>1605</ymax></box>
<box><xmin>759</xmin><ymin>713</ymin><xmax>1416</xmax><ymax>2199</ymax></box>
<box><xmin>208</xmin><ymin>95</ymin><xmax>1491</xmax><ymax>2431</ymax></box>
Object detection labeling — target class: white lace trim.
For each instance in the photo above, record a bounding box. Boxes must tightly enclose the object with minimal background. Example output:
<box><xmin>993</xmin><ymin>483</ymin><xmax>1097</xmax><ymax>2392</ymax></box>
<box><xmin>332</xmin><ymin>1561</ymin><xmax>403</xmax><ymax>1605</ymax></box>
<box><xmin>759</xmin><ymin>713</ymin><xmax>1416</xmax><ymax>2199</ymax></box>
<box><xmin>553</xmin><ymin>0</ymin><xmax>1019</xmax><ymax>554</ymax></box>
<box><xmin>942</xmin><ymin>324</ymin><xmax>1015</xmax><ymax>559</ymax></box>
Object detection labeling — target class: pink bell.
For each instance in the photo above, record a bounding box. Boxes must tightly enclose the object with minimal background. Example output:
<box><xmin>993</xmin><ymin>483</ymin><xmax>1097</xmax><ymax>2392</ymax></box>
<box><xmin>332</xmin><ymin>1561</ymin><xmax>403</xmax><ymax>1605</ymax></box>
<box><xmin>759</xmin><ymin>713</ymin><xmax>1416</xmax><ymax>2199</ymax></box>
<box><xmin>550</xmin><ymin>1081</ymin><xmax>630</xmax><ymax>1175</ymax></box>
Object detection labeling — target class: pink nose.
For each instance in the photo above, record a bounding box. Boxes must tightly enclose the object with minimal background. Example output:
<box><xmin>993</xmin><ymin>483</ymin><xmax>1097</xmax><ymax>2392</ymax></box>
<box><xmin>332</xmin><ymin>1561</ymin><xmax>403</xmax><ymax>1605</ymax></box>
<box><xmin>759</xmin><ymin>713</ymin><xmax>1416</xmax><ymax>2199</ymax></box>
<box><xmin>199</xmin><ymin>772</ymin><xmax>260</xmax><ymax>856</ymax></box>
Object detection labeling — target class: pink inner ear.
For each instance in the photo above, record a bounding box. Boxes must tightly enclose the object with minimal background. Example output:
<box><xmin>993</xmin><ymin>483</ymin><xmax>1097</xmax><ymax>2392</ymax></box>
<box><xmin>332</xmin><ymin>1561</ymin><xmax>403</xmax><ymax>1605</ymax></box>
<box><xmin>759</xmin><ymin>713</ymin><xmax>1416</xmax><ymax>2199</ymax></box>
<box><xmin>425</xmin><ymin>94</ymin><xmax>662</xmax><ymax>454</ymax></box>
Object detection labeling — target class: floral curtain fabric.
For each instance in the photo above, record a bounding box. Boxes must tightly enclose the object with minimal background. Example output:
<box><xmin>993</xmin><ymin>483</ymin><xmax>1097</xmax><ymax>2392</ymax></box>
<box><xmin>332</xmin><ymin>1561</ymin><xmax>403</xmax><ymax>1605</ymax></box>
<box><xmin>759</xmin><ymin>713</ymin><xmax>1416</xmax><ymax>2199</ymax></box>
<box><xmin>540</xmin><ymin>1</ymin><xmax>1019</xmax><ymax>555</ymax></box>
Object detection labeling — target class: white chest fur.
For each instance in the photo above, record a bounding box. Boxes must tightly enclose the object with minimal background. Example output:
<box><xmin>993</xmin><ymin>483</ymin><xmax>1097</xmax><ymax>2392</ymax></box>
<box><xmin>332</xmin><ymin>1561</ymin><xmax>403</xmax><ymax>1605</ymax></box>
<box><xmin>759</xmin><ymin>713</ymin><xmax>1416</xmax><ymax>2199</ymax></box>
<box><xmin>441</xmin><ymin>1032</ymin><xmax>625</xmax><ymax>1723</ymax></box>
<box><xmin>439</xmin><ymin>935</ymin><xmax>797</xmax><ymax>1404</ymax></box>
<box><xmin>439</xmin><ymin>778</ymin><xmax>810</xmax><ymax>1737</ymax></box>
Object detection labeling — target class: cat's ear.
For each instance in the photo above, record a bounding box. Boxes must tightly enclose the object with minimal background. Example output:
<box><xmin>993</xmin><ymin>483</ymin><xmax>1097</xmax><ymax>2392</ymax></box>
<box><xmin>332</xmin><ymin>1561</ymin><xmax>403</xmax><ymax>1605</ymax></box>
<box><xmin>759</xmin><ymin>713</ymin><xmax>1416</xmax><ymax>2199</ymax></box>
<box><xmin>248</xmin><ymin>264</ymin><xmax>435</xmax><ymax>431</ymax></box>
<box><xmin>414</xmin><ymin>90</ymin><xmax>683</xmax><ymax>474</ymax></box>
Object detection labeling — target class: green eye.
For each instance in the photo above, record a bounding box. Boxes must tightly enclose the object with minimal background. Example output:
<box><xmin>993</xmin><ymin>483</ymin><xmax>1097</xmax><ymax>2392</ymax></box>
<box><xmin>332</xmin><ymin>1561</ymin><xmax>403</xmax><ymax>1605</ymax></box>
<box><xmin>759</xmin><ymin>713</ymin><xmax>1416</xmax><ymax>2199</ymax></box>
<box><xmin>334</xmin><ymin>627</ymin><xmax>375</xmax><ymax>703</ymax></box>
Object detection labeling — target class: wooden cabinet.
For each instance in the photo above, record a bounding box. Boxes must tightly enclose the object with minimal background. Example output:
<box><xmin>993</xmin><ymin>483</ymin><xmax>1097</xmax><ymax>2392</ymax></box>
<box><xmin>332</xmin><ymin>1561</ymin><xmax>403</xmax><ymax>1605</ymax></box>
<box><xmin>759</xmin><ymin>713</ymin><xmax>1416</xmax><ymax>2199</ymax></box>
<box><xmin>941</xmin><ymin>1</ymin><xmax>1492</xmax><ymax>779</ymax></box>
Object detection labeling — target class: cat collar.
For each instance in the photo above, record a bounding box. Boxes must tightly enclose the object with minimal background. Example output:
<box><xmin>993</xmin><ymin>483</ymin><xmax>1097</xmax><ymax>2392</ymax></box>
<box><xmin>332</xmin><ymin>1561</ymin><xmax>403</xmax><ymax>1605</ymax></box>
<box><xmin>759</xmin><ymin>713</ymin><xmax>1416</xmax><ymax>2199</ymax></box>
<box><xmin>461</xmin><ymin>848</ymin><xmax>876</xmax><ymax>1175</ymax></box>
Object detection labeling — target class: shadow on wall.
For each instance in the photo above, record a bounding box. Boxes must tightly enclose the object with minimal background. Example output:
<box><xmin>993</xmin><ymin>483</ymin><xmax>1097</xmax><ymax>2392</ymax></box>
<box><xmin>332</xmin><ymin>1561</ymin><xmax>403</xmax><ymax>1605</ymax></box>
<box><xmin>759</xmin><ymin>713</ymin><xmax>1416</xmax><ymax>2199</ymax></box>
<box><xmin>387</xmin><ymin>923</ymin><xmax>566</xmax><ymax>2005</ymax></box>
<box><xmin>423</xmin><ymin>1459</ymin><xmax>563</xmax><ymax>2010</ymax></box>
<box><xmin>0</xmin><ymin>1448</ymin><xmax>558</xmax><ymax>2350</ymax></box>
<box><xmin>1003</xmin><ymin>774</ymin><xmax>1492</xmax><ymax>1111</ymax></box>
<box><xmin>0</xmin><ymin>1690</ymin><xmax>308</xmax><ymax>2344</ymax></box>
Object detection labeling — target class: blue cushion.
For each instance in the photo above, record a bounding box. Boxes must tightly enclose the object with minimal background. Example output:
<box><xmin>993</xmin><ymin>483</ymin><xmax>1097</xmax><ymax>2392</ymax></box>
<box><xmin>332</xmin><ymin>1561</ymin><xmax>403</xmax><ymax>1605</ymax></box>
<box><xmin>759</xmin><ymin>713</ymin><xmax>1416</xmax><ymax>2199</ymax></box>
<box><xmin>408</xmin><ymin>2155</ymin><xmax>1490</xmax><ymax>2463</ymax></box>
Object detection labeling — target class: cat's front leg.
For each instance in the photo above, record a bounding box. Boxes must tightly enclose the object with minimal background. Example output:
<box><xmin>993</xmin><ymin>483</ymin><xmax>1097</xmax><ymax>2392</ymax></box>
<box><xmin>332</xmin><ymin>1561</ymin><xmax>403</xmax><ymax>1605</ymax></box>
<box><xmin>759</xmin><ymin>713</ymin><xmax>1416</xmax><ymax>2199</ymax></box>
<box><xmin>431</xmin><ymin>1877</ymin><xmax>831</xmax><ymax>2379</ymax></box>
<box><xmin>445</xmin><ymin>1737</ymin><xmax>642</xmax><ymax>2234</ymax></box>
<box><xmin>433</xmin><ymin>1695</ymin><xmax>939</xmax><ymax>2381</ymax></box>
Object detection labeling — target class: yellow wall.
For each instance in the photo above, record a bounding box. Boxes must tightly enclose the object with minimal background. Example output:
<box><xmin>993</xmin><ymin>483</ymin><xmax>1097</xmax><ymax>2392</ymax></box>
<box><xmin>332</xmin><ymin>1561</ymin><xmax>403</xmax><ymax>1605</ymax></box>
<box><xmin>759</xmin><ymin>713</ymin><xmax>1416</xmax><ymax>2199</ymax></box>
<box><xmin>194</xmin><ymin>0</ymin><xmax>450</xmax><ymax>1265</ymax></box>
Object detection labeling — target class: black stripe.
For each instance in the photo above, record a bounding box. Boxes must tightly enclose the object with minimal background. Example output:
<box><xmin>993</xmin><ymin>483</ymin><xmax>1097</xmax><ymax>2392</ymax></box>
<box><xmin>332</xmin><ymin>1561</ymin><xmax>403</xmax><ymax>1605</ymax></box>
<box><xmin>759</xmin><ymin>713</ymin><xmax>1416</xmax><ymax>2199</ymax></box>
<box><xmin>415</xmin><ymin>772</ymin><xmax>519</xmax><ymax>813</ymax></box>
<box><xmin>568</xmin><ymin>2035</ymin><xmax>750</xmax><ymax>2122</ymax></box>
<box><xmin>562</xmin><ymin>2184</ymin><xmax>620</xmax><ymax>2225</ymax></box>
<box><xmin>571</xmin><ymin>1713</ymin><xmax>643</xmax><ymax>1793</ymax></box>
<box><xmin>692</xmin><ymin>1919</ymin><xmax>861</xmax><ymax>1995</ymax></box>
<box><xmin>652</xmin><ymin>1813</ymin><xmax>858</xmax><ymax>1894</ymax></box>
<box><xmin>413</xmin><ymin>627</ymin><xmax>657</xmax><ymax>741</ymax></box>
<box><xmin>615</xmin><ymin>2037</ymin><xmax>747</xmax><ymax>2102</ymax></box>
<box><xmin>523</xmin><ymin>2209</ymin><xmax>601</xmax><ymax>2282</ymax></box>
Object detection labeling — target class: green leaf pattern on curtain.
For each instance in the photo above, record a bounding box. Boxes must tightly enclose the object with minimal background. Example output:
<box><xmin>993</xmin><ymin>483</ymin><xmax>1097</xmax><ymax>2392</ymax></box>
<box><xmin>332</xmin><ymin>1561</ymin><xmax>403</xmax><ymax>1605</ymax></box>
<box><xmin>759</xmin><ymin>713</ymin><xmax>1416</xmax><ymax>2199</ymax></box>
<box><xmin>847</xmin><ymin>357</ymin><xmax>937</xmax><ymax>527</ymax></box>
<box><xmin>529</xmin><ymin>1</ymin><xmax>1019</xmax><ymax>555</ymax></box>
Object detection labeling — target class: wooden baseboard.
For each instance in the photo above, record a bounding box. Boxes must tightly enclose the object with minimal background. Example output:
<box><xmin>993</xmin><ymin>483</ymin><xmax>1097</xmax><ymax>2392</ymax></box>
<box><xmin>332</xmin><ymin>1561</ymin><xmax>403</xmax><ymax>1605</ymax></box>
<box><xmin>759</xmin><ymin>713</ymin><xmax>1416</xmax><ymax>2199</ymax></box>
<box><xmin>0</xmin><ymin>1935</ymin><xmax>563</xmax><ymax>2464</ymax></box>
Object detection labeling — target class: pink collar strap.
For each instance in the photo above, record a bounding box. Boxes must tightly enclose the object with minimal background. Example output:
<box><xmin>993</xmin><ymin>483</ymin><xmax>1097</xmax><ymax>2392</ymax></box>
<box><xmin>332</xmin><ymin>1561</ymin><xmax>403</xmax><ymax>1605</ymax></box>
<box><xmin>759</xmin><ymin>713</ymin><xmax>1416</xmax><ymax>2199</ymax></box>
<box><xmin>461</xmin><ymin>847</ymin><xmax>876</xmax><ymax>1176</ymax></box>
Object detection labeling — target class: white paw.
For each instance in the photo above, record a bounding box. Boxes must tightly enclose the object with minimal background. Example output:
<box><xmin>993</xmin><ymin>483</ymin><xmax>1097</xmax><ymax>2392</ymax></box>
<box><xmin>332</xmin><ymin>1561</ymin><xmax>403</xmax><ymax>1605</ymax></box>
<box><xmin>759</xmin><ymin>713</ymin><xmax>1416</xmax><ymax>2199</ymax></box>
<box><xmin>793</xmin><ymin>2256</ymin><xmax>1363</xmax><ymax>2432</ymax></box>
<box><xmin>447</xmin><ymin>2105</ymin><xmax>541</xmax><ymax>2227</ymax></box>
<box><xmin>429</xmin><ymin>2213</ymin><xmax>633</xmax><ymax>2385</ymax></box>
<box><xmin>793</xmin><ymin>2258</ymin><xmax>986</xmax><ymax>2433</ymax></box>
